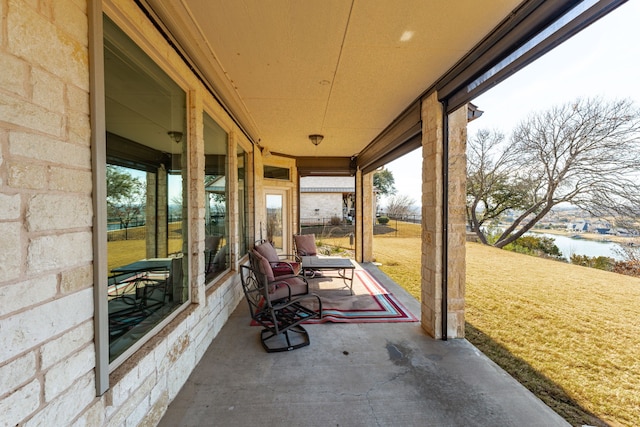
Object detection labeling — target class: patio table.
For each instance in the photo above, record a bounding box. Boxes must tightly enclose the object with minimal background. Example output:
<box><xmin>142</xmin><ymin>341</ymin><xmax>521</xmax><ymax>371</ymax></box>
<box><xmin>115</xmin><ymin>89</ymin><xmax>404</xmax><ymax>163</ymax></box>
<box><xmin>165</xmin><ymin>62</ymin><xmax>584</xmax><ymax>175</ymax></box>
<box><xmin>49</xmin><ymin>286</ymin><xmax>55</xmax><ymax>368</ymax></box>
<box><xmin>300</xmin><ymin>256</ymin><xmax>355</xmax><ymax>294</ymax></box>
<box><xmin>111</xmin><ymin>258</ymin><xmax>172</xmax><ymax>275</ymax></box>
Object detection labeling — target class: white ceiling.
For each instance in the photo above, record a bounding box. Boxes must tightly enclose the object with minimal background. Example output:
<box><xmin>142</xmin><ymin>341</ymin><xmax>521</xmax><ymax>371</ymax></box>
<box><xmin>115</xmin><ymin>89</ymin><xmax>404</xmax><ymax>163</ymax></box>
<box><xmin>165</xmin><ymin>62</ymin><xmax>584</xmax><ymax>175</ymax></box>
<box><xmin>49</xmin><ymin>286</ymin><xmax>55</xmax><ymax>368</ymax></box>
<box><xmin>146</xmin><ymin>0</ymin><xmax>523</xmax><ymax>158</ymax></box>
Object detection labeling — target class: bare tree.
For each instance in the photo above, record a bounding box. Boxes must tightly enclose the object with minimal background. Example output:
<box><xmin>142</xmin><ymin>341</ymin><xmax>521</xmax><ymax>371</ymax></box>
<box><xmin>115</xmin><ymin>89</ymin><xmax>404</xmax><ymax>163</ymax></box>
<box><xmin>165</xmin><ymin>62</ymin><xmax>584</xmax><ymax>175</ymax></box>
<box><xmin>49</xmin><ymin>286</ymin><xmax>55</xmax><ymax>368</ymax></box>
<box><xmin>467</xmin><ymin>97</ymin><xmax>640</xmax><ymax>248</ymax></box>
<box><xmin>385</xmin><ymin>194</ymin><xmax>416</xmax><ymax>218</ymax></box>
<box><xmin>106</xmin><ymin>165</ymin><xmax>145</xmax><ymax>239</ymax></box>
<box><xmin>466</xmin><ymin>129</ymin><xmax>527</xmax><ymax>244</ymax></box>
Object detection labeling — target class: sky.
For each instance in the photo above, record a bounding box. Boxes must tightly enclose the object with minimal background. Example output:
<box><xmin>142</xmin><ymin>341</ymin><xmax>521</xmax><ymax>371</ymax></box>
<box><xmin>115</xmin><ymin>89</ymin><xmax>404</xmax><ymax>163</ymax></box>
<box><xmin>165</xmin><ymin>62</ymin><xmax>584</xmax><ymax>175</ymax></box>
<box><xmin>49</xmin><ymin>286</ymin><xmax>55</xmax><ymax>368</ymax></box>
<box><xmin>383</xmin><ymin>0</ymin><xmax>640</xmax><ymax>208</ymax></box>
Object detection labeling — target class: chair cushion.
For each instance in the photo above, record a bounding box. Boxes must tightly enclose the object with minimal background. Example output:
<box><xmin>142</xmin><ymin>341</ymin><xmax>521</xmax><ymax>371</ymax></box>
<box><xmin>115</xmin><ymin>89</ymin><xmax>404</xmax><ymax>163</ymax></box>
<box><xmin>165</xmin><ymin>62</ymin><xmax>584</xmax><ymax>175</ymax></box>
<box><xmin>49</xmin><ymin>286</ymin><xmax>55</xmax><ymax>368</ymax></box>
<box><xmin>272</xmin><ymin>261</ymin><xmax>301</xmax><ymax>276</ymax></box>
<box><xmin>251</xmin><ymin>249</ymin><xmax>275</xmax><ymax>283</ymax></box>
<box><xmin>294</xmin><ymin>234</ymin><xmax>317</xmax><ymax>256</ymax></box>
<box><xmin>269</xmin><ymin>276</ymin><xmax>308</xmax><ymax>301</ymax></box>
<box><xmin>254</xmin><ymin>241</ymin><xmax>280</xmax><ymax>263</ymax></box>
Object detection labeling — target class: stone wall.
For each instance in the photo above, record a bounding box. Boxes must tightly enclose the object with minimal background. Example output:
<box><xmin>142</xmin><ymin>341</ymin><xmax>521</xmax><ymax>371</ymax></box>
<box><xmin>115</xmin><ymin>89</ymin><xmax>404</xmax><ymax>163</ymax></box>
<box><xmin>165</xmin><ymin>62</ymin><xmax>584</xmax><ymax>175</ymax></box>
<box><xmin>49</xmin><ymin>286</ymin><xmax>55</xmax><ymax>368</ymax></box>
<box><xmin>0</xmin><ymin>0</ymin><xmax>247</xmax><ymax>425</ymax></box>
<box><xmin>0</xmin><ymin>0</ymin><xmax>97</xmax><ymax>425</ymax></box>
<box><xmin>300</xmin><ymin>193</ymin><xmax>344</xmax><ymax>222</ymax></box>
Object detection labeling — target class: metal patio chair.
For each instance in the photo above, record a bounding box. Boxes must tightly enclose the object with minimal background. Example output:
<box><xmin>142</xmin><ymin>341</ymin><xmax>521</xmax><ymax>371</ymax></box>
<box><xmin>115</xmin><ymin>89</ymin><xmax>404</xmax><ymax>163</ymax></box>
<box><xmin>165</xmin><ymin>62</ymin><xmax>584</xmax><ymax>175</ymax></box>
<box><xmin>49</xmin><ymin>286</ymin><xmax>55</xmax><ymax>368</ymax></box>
<box><xmin>240</xmin><ymin>264</ymin><xmax>322</xmax><ymax>352</ymax></box>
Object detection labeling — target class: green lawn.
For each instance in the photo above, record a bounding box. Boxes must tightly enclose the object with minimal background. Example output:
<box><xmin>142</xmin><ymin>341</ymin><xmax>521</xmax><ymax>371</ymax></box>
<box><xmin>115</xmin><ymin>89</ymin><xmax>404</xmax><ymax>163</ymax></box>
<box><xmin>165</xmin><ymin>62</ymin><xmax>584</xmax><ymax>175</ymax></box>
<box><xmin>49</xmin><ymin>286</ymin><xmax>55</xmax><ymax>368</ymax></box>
<box><xmin>371</xmin><ymin>224</ymin><xmax>640</xmax><ymax>427</ymax></box>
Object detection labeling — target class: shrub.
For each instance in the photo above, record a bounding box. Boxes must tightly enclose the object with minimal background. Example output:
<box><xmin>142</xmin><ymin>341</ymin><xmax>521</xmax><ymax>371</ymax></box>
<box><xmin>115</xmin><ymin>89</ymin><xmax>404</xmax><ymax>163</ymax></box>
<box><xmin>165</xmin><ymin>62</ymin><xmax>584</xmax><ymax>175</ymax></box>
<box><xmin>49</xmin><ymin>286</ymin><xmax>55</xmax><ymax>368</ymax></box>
<box><xmin>570</xmin><ymin>254</ymin><xmax>615</xmax><ymax>271</ymax></box>
<box><xmin>329</xmin><ymin>216</ymin><xmax>342</xmax><ymax>226</ymax></box>
<box><xmin>377</xmin><ymin>216</ymin><xmax>390</xmax><ymax>225</ymax></box>
<box><xmin>505</xmin><ymin>235</ymin><xmax>563</xmax><ymax>258</ymax></box>
<box><xmin>613</xmin><ymin>260</ymin><xmax>640</xmax><ymax>278</ymax></box>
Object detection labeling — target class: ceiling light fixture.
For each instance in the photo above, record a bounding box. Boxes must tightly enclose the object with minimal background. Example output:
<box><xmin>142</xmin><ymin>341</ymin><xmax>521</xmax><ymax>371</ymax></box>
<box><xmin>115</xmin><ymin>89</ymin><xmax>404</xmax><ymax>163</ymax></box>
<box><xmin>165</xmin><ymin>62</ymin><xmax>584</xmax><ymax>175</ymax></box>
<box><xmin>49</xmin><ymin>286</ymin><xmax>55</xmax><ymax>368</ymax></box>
<box><xmin>400</xmin><ymin>30</ymin><xmax>414</xmax><ymax>42</ymax></box>
<box><xmin>309</xmin><ymin>134</ymin><xmax>324</xmax><ymax>146</ymax></box>
<box><xmin>167</xmin><ymin>131</ymin><xmax>183</xmax><ymax>143</ymax></box>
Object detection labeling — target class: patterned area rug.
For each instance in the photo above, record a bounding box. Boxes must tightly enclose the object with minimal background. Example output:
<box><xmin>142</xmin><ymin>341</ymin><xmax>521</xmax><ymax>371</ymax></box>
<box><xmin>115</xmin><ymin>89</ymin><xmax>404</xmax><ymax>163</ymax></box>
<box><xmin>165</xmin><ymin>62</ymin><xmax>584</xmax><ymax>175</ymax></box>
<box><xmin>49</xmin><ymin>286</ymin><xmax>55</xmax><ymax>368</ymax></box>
<box><xmin>251</xmin><ymin>269</ymin><xmax>418</xmax><ymax>324</ymax></box>
<box><xmin>305</xmin><ymin>269</ymin><xmax>418</xmax><ymax>323</ymax></box>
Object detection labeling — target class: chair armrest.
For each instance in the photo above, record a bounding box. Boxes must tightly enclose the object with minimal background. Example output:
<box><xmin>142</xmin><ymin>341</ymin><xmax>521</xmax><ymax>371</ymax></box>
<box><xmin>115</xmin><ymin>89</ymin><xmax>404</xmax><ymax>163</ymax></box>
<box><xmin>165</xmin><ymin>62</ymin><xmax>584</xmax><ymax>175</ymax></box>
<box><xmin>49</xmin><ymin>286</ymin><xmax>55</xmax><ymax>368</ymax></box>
<box><xmin>270</xmin><ymin>260</ymin><xmax>301</xmax><ymax>276</ymax></box>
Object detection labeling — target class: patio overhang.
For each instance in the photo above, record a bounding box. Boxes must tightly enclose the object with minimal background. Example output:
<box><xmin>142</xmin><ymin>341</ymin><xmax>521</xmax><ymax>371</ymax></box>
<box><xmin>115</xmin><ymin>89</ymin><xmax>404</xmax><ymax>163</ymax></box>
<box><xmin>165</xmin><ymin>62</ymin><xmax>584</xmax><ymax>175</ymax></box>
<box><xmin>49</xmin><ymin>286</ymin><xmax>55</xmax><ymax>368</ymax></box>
<box><xmin>140</xmin><ymin>0</ymin><xmax>626</xmax><ymax>172</ymax></box>
<box><xmin>296</xmin><ymin>157</ymin><xmax>357</xmax><ymax>177</ymax></box>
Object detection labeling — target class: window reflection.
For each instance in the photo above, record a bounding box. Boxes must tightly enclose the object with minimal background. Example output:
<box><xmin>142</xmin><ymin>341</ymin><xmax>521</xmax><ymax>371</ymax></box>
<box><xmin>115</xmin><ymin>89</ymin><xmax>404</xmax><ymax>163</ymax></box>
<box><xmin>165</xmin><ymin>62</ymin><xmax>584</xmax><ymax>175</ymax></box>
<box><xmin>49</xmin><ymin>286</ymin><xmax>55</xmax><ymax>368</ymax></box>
<box><xmin>266</xmin><ymin>194</ymin><xmax>283</xmax><ymax>250</ymax></box>
<box><xmin>204</xmin><ymin>113</ymin><xmax>229</xmax><ymax>280</ymax></box>
<box><xmin>104</xmin><ymin>16</ymin><xmax>188</xmax><ymax>363</ymax></box>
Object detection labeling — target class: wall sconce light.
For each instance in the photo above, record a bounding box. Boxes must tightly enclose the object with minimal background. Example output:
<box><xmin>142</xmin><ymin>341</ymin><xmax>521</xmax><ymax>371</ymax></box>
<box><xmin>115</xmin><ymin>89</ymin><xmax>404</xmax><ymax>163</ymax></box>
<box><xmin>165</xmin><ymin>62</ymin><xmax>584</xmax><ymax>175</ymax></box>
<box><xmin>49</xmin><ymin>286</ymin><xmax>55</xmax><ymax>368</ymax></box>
<box><xmin>308</xmin><ymin>134</ymin><xmax>324</xmax><ymax>146</ymax></box>
<box><xmin>167</xmin><ymin>131</ymin><xmax>183</xmax><ymax>143</ymax></box>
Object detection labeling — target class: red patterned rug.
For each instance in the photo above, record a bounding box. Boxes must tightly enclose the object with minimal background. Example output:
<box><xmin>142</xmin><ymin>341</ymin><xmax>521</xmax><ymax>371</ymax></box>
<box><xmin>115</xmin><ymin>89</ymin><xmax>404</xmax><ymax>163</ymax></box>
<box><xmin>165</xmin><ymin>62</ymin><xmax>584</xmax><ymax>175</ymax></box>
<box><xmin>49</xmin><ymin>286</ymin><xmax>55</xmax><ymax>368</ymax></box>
<box><xmin>252</xmin><ymin>269</ymin><xmax>418</xmax><ymax>324</ymax></box>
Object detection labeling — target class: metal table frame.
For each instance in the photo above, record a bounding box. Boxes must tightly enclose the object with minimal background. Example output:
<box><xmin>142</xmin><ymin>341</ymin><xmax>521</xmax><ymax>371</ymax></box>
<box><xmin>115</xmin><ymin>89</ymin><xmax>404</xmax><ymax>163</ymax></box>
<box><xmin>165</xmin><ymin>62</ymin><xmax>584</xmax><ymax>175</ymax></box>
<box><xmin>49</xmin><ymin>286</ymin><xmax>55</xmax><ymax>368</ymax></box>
<box><xmin>300</xmin><ymin>256</ymin><xmax>355</xmax><ymax>294</ymax></box>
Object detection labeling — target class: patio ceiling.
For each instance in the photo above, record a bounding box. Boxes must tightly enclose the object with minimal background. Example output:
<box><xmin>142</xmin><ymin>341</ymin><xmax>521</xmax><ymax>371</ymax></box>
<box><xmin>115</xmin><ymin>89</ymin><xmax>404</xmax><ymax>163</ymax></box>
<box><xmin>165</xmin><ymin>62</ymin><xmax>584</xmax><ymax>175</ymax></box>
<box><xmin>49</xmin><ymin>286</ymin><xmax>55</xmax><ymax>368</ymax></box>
<box><xmin>143</xmin><ymin>0</ymin><xmax>523</xmax><ymax>158</ymax></box>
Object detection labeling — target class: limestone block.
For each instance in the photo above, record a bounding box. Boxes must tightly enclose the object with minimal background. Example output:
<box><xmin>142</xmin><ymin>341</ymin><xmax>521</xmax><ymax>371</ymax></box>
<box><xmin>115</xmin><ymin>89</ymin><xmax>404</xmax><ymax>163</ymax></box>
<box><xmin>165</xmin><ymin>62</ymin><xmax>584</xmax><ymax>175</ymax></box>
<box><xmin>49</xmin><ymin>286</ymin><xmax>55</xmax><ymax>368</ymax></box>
<box><xmin>44</xmin><ymin>344</ymin><xmax>95</xmax><ymax>401</ymax></box>
<box><xmin>0</xmin><ymin>351</ymin><xmax>36</xmax><ymax>396</ymax></box>
<box><xmin>0</xmin><ymin>222</ymin><xmax>21</xmax><ymax>282</ymax></box>
<box><xmin>27</xmin><ymin>231</ymin><xmax>92</xmax><ymax>274</ymax></box>
<box><xmin>10</xmin><ymin>132</ymin><xmax>90</xmax><ymax>168</ymax></box>
<box><xmin>136</xmin><ymin>349</ymin><xmax>158</xmax><ymax>386</ymax></box>
<box><xmin>70</xmin><ymin>399</ymin><xmax>105</xmax><ymax>427</ymax></box>
<box><xmin>0</xmin><ymin>193</ymin><xmax>20</xmax><ymax>220</ymax></box>
<box><xmin>142</xmin><ymin>389</ymin><xmax>169</xmax><ymax>427</ymax></box>
<box><xmin>107</xmin><ymin>373</ymin><xmax>156</xmax><ymax>427</ymax></box>
<box><xmin>167</xmin><ymin>344</ymin><xmax>195</xmax><ymax>401</ymax></box>
<box><xmin>151</xmin><ymin>340</ymin><xmax>170</xmax><ymax>379</ymax></box>
<box><xmin>7</xmin><ymin>0</ymin><xmax>89</xmax><ymax>91</ymax></box>
<box><xmin>49</xmin><ymin>167</ymin><xmax>92</xmax><ymax>193</ymax></box>
<box><xmin>66</xmin><ymin>83</ymin><xmax>90</xmax><ymax>116</ymax></box>
<box><xmin>0</xmin><ymin>379</ymin><xmax>40</xmax><ymax>427</ymax></box>
<box><xmin>24</xmin><ymin>373</ymin><xmax>95</xmax><ymax>427</ymax></box>
<box><xmin>0</xmin><ymin>93</ymin><xmax>64</xmax><ymax>137</ymax></box>
<box><xmin>0</xmin><ymin>288</ymin><xmax>93</xmax><ymax>361</ymax></box>
<box><xmin>0</xmin><ymin>274</ymin><xmax>57</xmax><ymax>317</ymax></box>
<box><xmin>26</xmin><ymin>194</ymin><xmax>92</xmax><ymax>232</ymax></box>
<box><xmin>148</xmin><ymin>375</ymin><xmax>168</xmax><ymax>411</ymax></box>
<box><xmin>8</xmin><ymin>161</ymin><xmax>48</xmax><ymax>190</ymax></box>
<box><xmin>125</xmin><ymin>391</ymin><xmax>152</xmax><ymax>427</ymax></box>
<box><xmin>60</xmin><ymin>264</ymin><xmax>92</xmax><ymax>294</ymax></box>
<box><xmin>41</xmin><ymin>321</ymin><xmax>93</xmax><ymax>370</ymax></box>
<box><xmin>67</xmin><ymin>110</ymin><xmax>91</xmax><ymax>145</ymax></box>
<box><xmin>0</xmin><ymin>52</ymin><xmax>29</xmax><ymax>98</ymax></box>
<box><xmin>31</xmin><ymin>67</ymin><xmax>65</xmax><ymax>112</ymax></box>
<box><xmin>52</xmin><ymin>0</ymin><xmax>88</xmax><ymax>46</ymax></box>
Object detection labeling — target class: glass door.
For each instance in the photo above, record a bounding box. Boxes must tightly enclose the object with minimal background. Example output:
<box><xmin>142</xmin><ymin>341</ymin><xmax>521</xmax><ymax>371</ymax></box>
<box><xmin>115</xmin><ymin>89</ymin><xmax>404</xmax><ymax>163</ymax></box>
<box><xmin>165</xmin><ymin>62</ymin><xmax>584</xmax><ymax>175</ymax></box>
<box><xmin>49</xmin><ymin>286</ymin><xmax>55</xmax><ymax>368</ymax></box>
<box><xmin>266</xmin><ymin>191</ymin><xmax>287</xmax><ymax>252</ymax></box>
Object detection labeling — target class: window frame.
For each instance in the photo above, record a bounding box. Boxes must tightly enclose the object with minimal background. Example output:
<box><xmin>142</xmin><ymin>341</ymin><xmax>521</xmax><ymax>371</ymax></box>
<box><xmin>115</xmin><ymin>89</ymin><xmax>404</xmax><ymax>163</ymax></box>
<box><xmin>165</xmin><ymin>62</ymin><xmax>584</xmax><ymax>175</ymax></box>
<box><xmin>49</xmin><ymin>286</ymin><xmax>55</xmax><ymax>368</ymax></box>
<box><xmin>94</xmin><ymin>9</ymin><xmax>195</xmax><ymax>385</ymax></box>
<box><xmin>203</xmin><ymin>110</ymin><xmax>231</xmax><ymax>285</ymax></box>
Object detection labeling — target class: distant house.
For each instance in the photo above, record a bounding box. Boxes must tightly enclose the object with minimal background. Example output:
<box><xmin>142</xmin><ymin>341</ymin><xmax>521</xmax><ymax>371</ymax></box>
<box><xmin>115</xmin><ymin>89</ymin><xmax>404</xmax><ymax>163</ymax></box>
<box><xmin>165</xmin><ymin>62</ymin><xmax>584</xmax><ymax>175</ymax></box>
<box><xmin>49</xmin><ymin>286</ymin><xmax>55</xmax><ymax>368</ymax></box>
<box><xmin>592</xmin><ymin>220</ymin><xmax>612</xmax><ymax>234</ymax></box>
<box><xmin>567</xmin><ymin>219</ymin><xmax>590</xmax><ymax>232</ymax></box>
<box><xmin>300</xmin><ymin>177</ymin><xmax>355</xmax><ymax>224</ymax></box>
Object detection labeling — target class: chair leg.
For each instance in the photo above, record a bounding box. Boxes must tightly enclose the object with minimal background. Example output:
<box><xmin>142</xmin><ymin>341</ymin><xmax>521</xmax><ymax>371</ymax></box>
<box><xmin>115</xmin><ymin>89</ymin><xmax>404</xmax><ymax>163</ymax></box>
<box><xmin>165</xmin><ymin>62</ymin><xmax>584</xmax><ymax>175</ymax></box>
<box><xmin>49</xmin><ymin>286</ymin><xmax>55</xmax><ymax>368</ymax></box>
<box><xmin>260</xmin><ymin>325</ymin><xmax>311</xmax><ymax>352</ymax></box>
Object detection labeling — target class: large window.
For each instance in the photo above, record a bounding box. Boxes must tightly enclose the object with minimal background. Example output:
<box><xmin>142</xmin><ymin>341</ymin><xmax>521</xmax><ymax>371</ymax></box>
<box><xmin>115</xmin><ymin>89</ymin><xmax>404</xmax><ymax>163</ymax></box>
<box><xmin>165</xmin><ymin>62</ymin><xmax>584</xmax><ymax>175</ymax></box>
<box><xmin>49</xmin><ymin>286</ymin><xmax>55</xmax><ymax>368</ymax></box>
<box><xmin>104</xmin><ymin>16</ymin><xmax>188</xmax><ymax>364</ymax></box>
<box><xmin>204</xmin><ymin>113</ymin><xmax>229</xmax><ymax>280</ymax></box>
<box><xmin>237</xmin><ymin>146</ymin><xmax>248</xmax><ymax>256</ymax></box>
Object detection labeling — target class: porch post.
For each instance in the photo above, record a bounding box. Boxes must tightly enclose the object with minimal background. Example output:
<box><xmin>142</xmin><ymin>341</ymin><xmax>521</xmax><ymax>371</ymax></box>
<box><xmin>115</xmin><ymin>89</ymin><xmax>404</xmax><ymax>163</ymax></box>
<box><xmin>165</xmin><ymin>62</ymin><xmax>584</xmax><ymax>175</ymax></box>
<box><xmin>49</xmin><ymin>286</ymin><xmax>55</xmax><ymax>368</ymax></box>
<box><xmin>420</xmin><ymin>92</ymin><xmax>467</xmax><ymax>339</ymax></box>
<box><xmin>446</xmin><ymin>104</ymin><xmax>468</xmax><ymax>338</ymax></box>
<box><xmin>355</xmin><ymin>169</ymin><xmax>374</xmax><ymax>263</ymax></box>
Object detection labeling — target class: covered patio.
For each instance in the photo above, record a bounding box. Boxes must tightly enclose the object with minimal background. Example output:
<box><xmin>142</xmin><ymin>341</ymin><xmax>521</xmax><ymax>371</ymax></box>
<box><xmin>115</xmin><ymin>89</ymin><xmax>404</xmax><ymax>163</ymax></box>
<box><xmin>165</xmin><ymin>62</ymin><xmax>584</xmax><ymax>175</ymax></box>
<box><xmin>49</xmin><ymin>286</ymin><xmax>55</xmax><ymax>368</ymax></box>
<box><xmin>1</xmin><ymin>1</ymin><xmax>628</xmax><ymax>425</ymax></box>
<box><xmin>158</xmin><ymin>264</ymin><xmax>568</xmax><ymax>426</ymax></box>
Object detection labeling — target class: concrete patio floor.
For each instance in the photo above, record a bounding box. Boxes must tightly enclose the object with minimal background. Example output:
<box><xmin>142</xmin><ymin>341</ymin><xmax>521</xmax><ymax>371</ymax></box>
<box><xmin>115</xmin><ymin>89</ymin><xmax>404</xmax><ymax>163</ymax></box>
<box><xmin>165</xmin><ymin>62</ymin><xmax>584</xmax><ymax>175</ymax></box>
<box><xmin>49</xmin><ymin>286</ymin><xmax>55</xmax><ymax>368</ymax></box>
<box><xmin>158</xmin><ymin>264</ymin><xmax>569</xmax><ymax>427</ymax></box>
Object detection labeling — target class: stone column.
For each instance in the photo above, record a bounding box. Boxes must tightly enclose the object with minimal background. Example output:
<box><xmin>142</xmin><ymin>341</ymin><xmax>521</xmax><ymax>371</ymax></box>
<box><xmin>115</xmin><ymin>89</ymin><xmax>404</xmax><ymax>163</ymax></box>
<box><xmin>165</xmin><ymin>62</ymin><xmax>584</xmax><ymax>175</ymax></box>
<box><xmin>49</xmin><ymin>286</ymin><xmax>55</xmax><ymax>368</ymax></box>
<box><xmin>228</xmin><ymin>131</ymin><xmax>239</xmax><ymax>271</ymax></box>
<box><xmin>189</xmin><ymin>90</ymin><xmax>205</xmax><ymax>304</ymax></box>
<box><xmin>420</xmin><ymin>92</ymin><xmax>467</xmax><ymax>339</ymax></box>
<box><xmin>420</xmin><ymin>92</ymin><xmax>444</xmax><ymax>338</ymax></box>
<box><xmin>446</xmin><ymin>104</ymin><xmax>468</xmax><ymax>338</ymax></box>
<box><xmin>146</xmin><ymin>171</ymin><xmax>158</xmax><ymax>259</ymax></box>
<box><xmin>355</xmin><ymin>169</ymin><xmax>374</xmax><ymax>263</ymax></box>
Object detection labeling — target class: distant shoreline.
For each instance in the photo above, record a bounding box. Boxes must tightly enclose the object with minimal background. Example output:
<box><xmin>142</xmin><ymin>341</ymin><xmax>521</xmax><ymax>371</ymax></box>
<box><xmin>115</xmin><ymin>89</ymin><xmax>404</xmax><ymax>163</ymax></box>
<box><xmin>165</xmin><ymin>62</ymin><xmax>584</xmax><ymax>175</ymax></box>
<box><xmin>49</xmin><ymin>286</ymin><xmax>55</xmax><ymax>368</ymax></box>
<box><xmin>531</xmin><ymin>229</ymin><xmax>635</xmax><ymax>245</ymax></box>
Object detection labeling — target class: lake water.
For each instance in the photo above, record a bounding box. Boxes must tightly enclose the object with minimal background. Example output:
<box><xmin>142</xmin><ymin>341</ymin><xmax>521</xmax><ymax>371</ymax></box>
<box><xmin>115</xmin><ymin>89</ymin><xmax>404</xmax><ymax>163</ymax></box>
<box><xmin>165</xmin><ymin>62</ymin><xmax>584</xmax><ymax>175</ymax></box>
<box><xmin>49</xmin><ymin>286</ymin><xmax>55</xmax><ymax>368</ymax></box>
<box><xmin>531</xmin><ymin>233</ymin><xmax>624</xmax><ymax>261</ymax></box>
